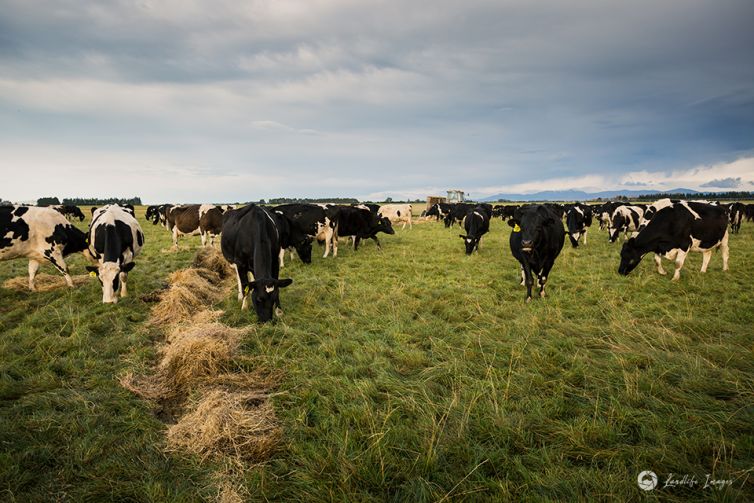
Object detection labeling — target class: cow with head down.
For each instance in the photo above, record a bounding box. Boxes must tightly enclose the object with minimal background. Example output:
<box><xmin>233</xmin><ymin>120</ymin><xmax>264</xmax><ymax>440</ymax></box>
<box><xmin>1</xmin><ymin>205</ymin><xmax>88</xmax><ymax>291</ymax></box>
<box><xmin>86</xmin><ymin>204</ymin><xmax>144</xmax><ymax>304</ymax></box>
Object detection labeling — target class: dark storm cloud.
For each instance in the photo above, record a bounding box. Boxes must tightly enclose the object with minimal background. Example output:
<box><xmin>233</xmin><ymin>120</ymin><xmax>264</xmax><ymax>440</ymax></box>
<box><xmin>0</xmin><ymin>0</ymin><xmax>753</xmax><ymax>201</ymax></box>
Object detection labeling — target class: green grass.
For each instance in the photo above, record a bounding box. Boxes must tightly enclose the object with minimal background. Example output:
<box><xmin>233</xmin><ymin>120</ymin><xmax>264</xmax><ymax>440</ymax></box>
<box><xmin>1</xmin><ymin>208</ymin><xmax>753</xmax><ymax>501</ymax></box>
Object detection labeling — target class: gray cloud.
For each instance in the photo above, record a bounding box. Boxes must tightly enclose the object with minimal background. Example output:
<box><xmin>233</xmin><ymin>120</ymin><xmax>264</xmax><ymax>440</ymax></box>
<box><xmin>0</xmin><ymin>0</ymin><xmax>753</xmax><ymax>201</ymax></box>
<box><xmin>700</xmin><ymin>177</ymin><xmax>743</xmax><ymax>189</ymax></box>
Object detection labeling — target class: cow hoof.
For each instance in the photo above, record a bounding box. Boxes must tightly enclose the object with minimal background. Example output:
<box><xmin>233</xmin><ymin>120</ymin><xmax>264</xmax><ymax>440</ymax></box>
<box><xmin>671</xmin><ymin>276</ymin><xmax>680</xmax><ymax>282</ymax></box>
<box><xmin>657</xmin><ymin>270</ymin><xmax>667</xmax><ymax>276</ymax></box>
<box><xmin>275</xmin><ymin>307</ymin><xmax>284</xmax><ymax>317</ymax></box>
<box><xmin>540</xmin><ymin>291</ymin><xmax>546</xmax><ymax>298</ymax></box>
<box><xmin>526</xmin><ymin>297</ymin><xmax>532</xmax><ymax>303</ymax></box>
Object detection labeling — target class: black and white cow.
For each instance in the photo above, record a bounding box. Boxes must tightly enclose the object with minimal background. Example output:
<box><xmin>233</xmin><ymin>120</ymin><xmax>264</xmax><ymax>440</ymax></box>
<box><xmin>86</xmin><ymin>204</ymin><xmax>144</xmax><ymax>303</ymax></box>
<box><xmin>164</xmin><ymin>204</ymin><xmax>227</xmax><ymax>247</ymax></box>
<box><xmin>618</xmin><ymin>201</ymin><xmax>729</xmax><ymax>281</ymax></box>
<box><xmin>443</xmin><ymin>203</ymin><xmax>474</xmax><ymax>228</ymax></box>
<box><xmin>597</xmin><ymin>201</ymin><xmax>624</xmax><ymax>231</ymax></box>
<box><xmin>274</xmin><ymin>203</ymin><xmax>339</xmax><ymax>258</ymax></box>
<box><xmin>608</xmin><ymin>205</ymin><xmax>644</xmax><ymax>243</ymax></box>
<box><xmin>728</xmin><ymin>202</ymin><xmax>744</xmax><ymax>234</ymax></box>
<box><xmin>1</xmin><ymin>205</ymin><xmax>88</xmax><ymax>291</ymax></box>
<box><xmin>271</xmin><ymin>209</ymin><xmax>313</xmax><ymax>266</ymax></box>
<box><xmin>638</xmin><ymin>199</ymin><xmax>678</xmax><ymax>231</ymax></box>
<box><xmin>221</xmin><ymin>204</ymin><xmax>293</xmax><ymax>322</ymax></box>
<box><xmin>458</xmin><ymin>205</ymin><xmax>490</xmax><ymax>254</ymax></box>
<box><xmin>92</xmin><ymin>204</ymin><xmax>135</xmax><ymax>217</ymax></box>
<box><xmin>508</xmin><ymin>204</ymin><xmax>565</xmax><ymax>301</ymax></box>
<box><xmin>425</xmin><ymin>202</ymin><xmax>452</xmax><ymax>221</ymax></box>
<box><xmin>565</xmin><ymin>203</ymin><xmax>593</xmax><ymax>247</ymax></box>
<box><xmin>145</xmin><ymin>204</ymin><xmax>170</xmax><ymax>225</ymax></box>
<box><xmin>335</xmin><ymin>205</ymin><xmax>395</xmax><ymax>251</ymax></box>
<box><xmin>52</xmin><ymin>205</ymin><xmax>85</xmax><ymax>222</ymax></box>
<box><xmin>493</xmin><ymin>204</ymin><xmax>518</xmax><ymax>221</ymax></box>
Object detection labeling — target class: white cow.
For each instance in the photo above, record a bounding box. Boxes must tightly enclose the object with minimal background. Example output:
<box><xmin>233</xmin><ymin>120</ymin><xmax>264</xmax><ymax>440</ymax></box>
<box><xmin>378</xmin><ymin>204</ymin><xmax>413</xmax><ymax>230</ymax></box>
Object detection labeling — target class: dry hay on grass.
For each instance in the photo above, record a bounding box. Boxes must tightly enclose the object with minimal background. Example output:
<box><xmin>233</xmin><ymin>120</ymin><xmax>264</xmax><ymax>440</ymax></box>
<box><xmin>3</xmin><ymin>273</ymin><xmax>89</xmax><ymax>292</ymax></box>
<box><xmin>148</xmin><ymin>268</ymin><xmax>227</xmax><ymax>326</ymax></box>
<box><xmin>193</xmin><ymin>246</ymin><xmax>234</xmax><ymax>281</ymax></box>
<box><xmin>166</xmin><ymin>388</ymin><xmax>281</xmax><ymax>463</ymax></box>
<box><xmin>121</xmin><ymin>322</ymin><xmax>248</xmax><ymax>402</ymax></box>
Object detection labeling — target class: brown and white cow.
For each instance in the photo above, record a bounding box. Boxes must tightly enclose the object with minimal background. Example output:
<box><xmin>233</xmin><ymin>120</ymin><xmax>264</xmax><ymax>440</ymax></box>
<box><xmin>165</xmin><ymin>204</ymin><xmax>228</xmax><ymax>247</ymax></box>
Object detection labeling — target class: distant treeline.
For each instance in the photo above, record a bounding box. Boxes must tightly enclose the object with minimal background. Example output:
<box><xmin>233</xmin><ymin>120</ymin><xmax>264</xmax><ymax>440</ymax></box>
<box><xmin>261</xmin><ymin>197</ymin><xmax>360</xmax><ymax>204</ymax></box>
<box><xmin>52</xmin><ymin>197</ymin><xmax>143</xmax><ymax>206</ymax></box>
<box><xmin>629</xmin><ymin>191</ymin><xmax>754</xmax><ymax>202</ymax></box>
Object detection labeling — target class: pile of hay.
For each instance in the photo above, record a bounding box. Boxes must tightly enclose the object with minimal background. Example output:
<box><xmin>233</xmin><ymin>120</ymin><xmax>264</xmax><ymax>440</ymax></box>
<box><xmin>3</xmin><ymin>273</ymin><xmax>90</xmax><ymax>292</ymax></box>
<box><xmin>167</xmin><ymin>389</ymin><xmax>281</xmax><ymax>463</ymax></box>
<box><xmin>193</xmin><ymin>246</ymin><xmax>234</xmax><ymax>281</ymax></box>
<box><xmin>148</xmin><ymin>268</ymin><xmax>226</xmax><ymax>326</ymax></box>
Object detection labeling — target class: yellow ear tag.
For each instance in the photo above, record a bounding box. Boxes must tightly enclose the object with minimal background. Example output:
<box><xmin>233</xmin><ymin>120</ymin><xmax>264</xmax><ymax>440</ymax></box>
<box><xmin>513</xmin><ymin>224</ymin><xmax>521</xmax><ymax>232</ymax></box>
<box><xmin>89</xmin><ymin>271</ymin><xmax>97</xmax><ymax>277</ymax></box>
<box><xmin>244</xmin><ymin>286</ymin><xmax>249</xmax><ymax>294</ymax></box>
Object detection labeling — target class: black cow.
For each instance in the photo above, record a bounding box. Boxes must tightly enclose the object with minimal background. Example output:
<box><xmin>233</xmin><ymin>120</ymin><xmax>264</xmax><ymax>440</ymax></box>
<box><xmin>274</xmin><ymin>203</ymin><xmax>338</xmax><ymax>257</ymax></box>
<box><xmin>728</xmin><ymin>202</ymin><xmax>744</xmax><ymax>234</ymax></box>
<box><xmin>52</xmin><ymin>205</ymin><xmax>85</xmax><ymax>221</ymax></box>
<box><xmin>744</xmin><ymin>204</ymin><xmax>754</xmax><ymax>222</ymax></box>
<box><xmin>565</xmin><ymin>203</ymin><xmax>593</xmax><ymax>247</ymax></box>
<box><xmin>443</xmin><ymin>203</ymin><xmax>474</xmax><ymax>228</ymax></box>
<box><xmin>493</xmin><ymin>205</ymin><xmax>518</xmax><ymax>220</ymax></box>
<box><xmin>86</xmin><ymin>204</ymin><xmax>144</xmax><ymax>303</ymax></box>
<box><xmin>1</xmin><ymin>205</ymin><xmax>88</xmax><ymax>291</ymax></box>
<box><xmin>544</xmin><ymin>203</ymin><xmax>565</xmax><ymax>219</ymax></box>
<box><xmin>221</xmin><ymin>204</ymin><xmax>293</xmax><ymax>322</ymax></box>
<box><xmin>508</xmin><ymin>205</ymin><xmax>565</xmax><ymax>301</ymax></box>
<box><xmin>272</xmin><ymin>209</ymin><xmax>313</xmax><ymax>266</ymax></box>
<box><xmin>335</xmin><ymin>206</ymin><xmax>395</xmax><ymax>251</ymax></box>
<box><xmin>619</xmin><ymin>201</ymin><xmax>729</xmax><ymax>281</ymax></box>
<box><xmin>458</xmin><ymin>205</ymin><xmax>490</xmax><ymax>254</ymax></box>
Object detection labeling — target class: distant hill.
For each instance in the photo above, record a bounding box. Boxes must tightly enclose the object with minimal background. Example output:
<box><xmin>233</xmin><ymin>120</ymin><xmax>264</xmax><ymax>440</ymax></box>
<box><xmin>480</xmin><ymin>188</ymin><xmax>700</xmax><ymax>202</ymax></box>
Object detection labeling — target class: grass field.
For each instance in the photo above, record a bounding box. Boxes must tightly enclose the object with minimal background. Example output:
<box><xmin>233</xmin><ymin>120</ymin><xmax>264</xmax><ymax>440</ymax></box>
<box><xmin>1</xmin><ymin>206</ymin><xmax>753</xmax><ymax>502</ymax></box>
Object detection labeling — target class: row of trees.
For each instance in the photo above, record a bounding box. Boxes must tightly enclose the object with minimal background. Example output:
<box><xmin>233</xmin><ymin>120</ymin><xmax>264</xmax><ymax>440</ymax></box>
<box><xmin>36</xmin><ymin>197</ymin><xmax>143</xmax><ymax>206</ymax></box>
<box><xmin>631</xmin><ymin>191</ymin><xmax>754</xmax><ymax>202</ymax></box>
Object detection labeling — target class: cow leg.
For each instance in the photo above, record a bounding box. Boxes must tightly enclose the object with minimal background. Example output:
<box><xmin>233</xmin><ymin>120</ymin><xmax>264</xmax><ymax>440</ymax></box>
<box><xmin>46</xmin><ymin>249</ymin><xmax>74</xmax><ymax>288</ymax></box>
<box><xmin>654</xmin><ymin>254</ymin><xmax>667</xmax><ymax>275</ymax></box>
<box><xmin>353</xmin><ymin>236</ymin><xmax>361</xmax><ymax>251</ymax></box>
<box><xmin>523</xmin><ymin>264</ymin><xmax>534</xmax><ymax>302</ymax></box>
<box><xmin>519</xmin><ymin>265</ymin><xmax>525</xmax><ymax>286</ymax></box>
<box><xmin>200</xmin><ymin>231</ymin><xmax>207</xmax><ymax>247</ymax></box>
<box><xmin>120</xmin><ymin>271</ymin><xmax>128</xmax><ymax>298</ymax></box>
<box><xmin>28</xmin><ymin>259</ymin><xmax>40</xmax><ymax>291</ymax></box>
<box><xmin>539</xmin><ymin>261</ymin><xmax>555</xmax><ymax>298</ymax></box>
<box><xmin>721</xmin><ymin>231</ymin><xmax>729</xmax><ymax>271</ymax></box>
<box><xmin>233</xmin><ymin>264</ymin><xmax>244</xmax><ymax>301</ymax></box>
<box><xmin>279</xmin><ymin>248</ymin><xmax>285</xmax><ymax>268</ymax></box>
<box><xmin>172</xmin><ymin>227</ymin><xmax>179</xmax><ymax>248</ymax></box>
<box><xmin>671</xmin><ymin>249</ymin><xmax>688</xmax><ymax>281</ymax></box>
<box><xmin>583</xmin><ymin>228</ymin><xmax>588</xmax><ymax>245</ymax></box>
<box><xmin>371</xmin><ymin>236</ymin><xmax>382</xmax><ymax>249</ymax></box>
<box><xmin>236</xmin><ymin>265</ymin><xmax>251</xmax><ymax>310</ymax></box>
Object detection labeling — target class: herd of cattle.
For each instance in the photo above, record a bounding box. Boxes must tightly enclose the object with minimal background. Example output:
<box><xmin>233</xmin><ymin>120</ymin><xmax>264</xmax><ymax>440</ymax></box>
<box><xmin>0</xmin><ymin>198</ymin><xmax>751</xmax><ymax>318</ymax></box>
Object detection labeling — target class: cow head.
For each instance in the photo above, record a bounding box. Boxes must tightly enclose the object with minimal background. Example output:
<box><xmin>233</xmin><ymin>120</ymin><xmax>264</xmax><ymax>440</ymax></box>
<box><xmin>293</xmin><ymin>236</ymin><xmax>313</xmax><ymax>264</ymax></box>
<box><xmin>608</xmin><ymin>213</ymin><xmax>625</xmax><ymax>243</ymax></box>
<box><xmin>458</xmin><ymin>234</ymin><xmax>478</xmax><ymax>255</ymax></box>
<box><xmin>376</xmin><ymin>216</ymin><xmax>395</xmax><ymax>235</ymax></box>
<box><xmin>509</xmin><ymin>205</ymin><xmax>557</xmax><ymax>253</ymax></box>
<box><xmin>618</xmin><ymin>237</ymin><xmax>643</xmax><ymax>275</ymax></box>
<box><xmin>86</xmin><ymin>261</ymin><xmax>136</xmax><ymax>303</ymax></box>
<box><xmin>248</xmin><ymin>278</ymin><xmax>293</xmax><ymax>322</ymax></box>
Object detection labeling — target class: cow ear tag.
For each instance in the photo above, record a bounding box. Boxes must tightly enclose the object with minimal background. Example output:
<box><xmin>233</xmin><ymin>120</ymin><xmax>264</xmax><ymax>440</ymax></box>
<box><xmin>244</xmin><ymin>286</ymin><xmax>249</xmax><ymax>294</ymax></box>
<box><xmin>89</xmin><ymin>271</ymin><xmax>97</xmax><ymax>277</ymax></box>
<box><xmin>513</xmin><ymin>224</ymin><xmax>521</xmax><ymax>232</ymax></box>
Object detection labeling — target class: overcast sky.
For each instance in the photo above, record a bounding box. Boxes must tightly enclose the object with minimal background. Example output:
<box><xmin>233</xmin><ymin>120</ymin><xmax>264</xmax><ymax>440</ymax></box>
<box><xmin>1</xmin><ymin>0</ymin><xmax>753</xmax><ymax>203</ymax></box>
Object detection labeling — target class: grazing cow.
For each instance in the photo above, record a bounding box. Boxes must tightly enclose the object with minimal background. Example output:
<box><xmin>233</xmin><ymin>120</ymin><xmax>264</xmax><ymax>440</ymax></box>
<box><xmin>272</xmin><ymin>210</ymin><xmax>313</xmax><ymax>266</ymax></box>
<box><xmin>164</xmin><ymin>204</ymin><xmax>227</xmax><ymax>247</ymax></box>
<box><xmin>608</xmin><ymin>205</ymin><xmax>644</xmax><ymax>243</ymax></box>
<box><xmin>619</xmin><ymin>201</ymin><xmax>729</xmax><ymax>281</ymax></box>
<box><xmin>145</xmin><ymin>204</ymin><xmax>171</xmax><ymax>225</ymax></box>
<box><xmin>597</xmin><ymin>201</ymin><xmax>624</xmax><ymax>230</ymax></box>
<box><xmin>444</xmin><ymin>203</ymin><xmax>474</xmax><ymax>228</ymax></box>
<box><xmin>508</xmin><ymin>205</ymin><xmax>565</xmax><ymax>301</ymax></box>
<box><xmin>86</xmin><ymin>204</ymin><xmax>144</xmax><ymax>303</ymax></box>
<box><xmin>1</xmin><ymin>205</ymin><xmax>88</xmax><ymax>291</ymax></box>
<box><xmin>274</xmin><ymin>203</ymin><xmax>339</xmax><ymax>258</ymax></box>
<box><xmin>425</xmin><ymin>202</ymin><xmax>453</xmax><ymax>221</ymax></box>
<box><xmin>565</xmin><ymin>203</ymin><xmax>593</xmax><ymax>247</ymax></box>
<box><xmin>378</xmin><ymin>204</ymin><xmax>413</xmax><ymax>230</ymax></box>
<box><xmin>728</xmin><ymin>202</ymin><xmax>744</xmax><ymax>234</ymax></box>
<box><xmin>496</xmin><ymin>205</ymin><xmax>519</xmax><ymax>220</ymax></box>
<box><xmin>335</xmin><ymin>206</ymin><xmax>395</xmax><ymax>251</ymax></box>
<box><xmin>458</xmin><ymin>205</ymin><xmax>490</xmax><ymax>254</ymax></box>
<box><xmin>221</xmin><ymin>204</ymin><xmax>293</xmax><ymax>322</ymax></box>
<box><xmin>52</xmin><ymin>205</ymin><xmax>85</xmax><ymax>221</ymax></box>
